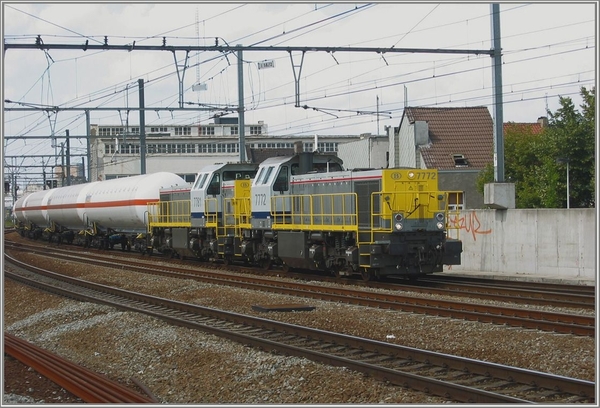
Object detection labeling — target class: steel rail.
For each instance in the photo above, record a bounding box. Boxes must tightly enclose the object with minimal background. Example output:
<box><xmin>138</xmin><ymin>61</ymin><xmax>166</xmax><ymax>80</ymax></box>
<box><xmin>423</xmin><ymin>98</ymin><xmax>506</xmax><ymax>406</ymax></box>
<box><xmin>4</xmin><ymin>333</ymin><xmax>156</xmax><ymax>403</ymax></box>
<box><xmin>6</xmin><ymin>243</ymin><xmax>594</xmax><ymax>336</ymax></box>
<box><xmin>5</xmin><ymin>255</ymin><xmax>595</xmax><ymax>403</ymax></box>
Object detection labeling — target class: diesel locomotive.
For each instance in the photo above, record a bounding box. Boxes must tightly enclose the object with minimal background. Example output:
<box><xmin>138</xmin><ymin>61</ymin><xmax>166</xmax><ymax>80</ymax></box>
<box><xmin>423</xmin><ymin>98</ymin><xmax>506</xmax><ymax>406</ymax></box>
<box><xmin>14</xmin><ymin>151</ymin><xmax>463</xmax><ymax>280</ymax></box>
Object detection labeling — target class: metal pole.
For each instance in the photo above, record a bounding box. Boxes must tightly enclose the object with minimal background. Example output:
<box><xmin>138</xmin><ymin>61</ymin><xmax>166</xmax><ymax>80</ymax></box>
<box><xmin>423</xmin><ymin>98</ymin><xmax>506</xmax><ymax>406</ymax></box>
<box><xmin>66</xmin><ymin>129</ymin><xmax>71</xmax><ymax>186</ymax></box>
<box><xmin>237</xmin><ymin>45</ymin><xmax>246</xmax><ymax>162</ymax></box>
<box><xmin>138</xmin><ymin>78</ymin><xmax>147</xmax><ymax>174</ymax></box>
<box><xmin>566</xmin><ymin>161</ymin><xmax>570</xmax><ymax>209</ymax></box>
<box><xmin>490</xmin><ymin>3</ymin><xmax>504</xmax><ymax>183</ymax></box>
<box><xmin>86</xmin><ymin>110</ymin><xmax>91</xmax><ymax>182</ymax></box>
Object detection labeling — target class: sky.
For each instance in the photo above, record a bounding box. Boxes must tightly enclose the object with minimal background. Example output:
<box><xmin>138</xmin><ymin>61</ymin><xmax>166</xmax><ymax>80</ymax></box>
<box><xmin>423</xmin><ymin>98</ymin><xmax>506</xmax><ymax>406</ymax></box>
<box><xmin>2</xmin><ymin>1</ymin><xmax>597</xmax><ymax>185</ymax></box>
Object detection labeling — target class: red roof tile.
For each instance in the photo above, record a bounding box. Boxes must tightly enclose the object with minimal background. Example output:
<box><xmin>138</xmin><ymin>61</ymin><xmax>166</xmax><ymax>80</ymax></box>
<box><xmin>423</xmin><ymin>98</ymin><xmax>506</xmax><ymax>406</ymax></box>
<box><xmin>503</xmin><ymin>122</ymin><xmax>544</xmax><ymax>135</ymax></box>
<box><xmin>403</xmin><ymin>106</ymin><xmax>494</xmax><ymax>170</ymax></box>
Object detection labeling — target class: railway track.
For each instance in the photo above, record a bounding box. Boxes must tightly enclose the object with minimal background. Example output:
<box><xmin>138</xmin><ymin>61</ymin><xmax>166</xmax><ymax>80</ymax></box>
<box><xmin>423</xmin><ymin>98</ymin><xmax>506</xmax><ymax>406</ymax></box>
<box><xmin>6</xmin><ymin>237</ymin><xmax>594</xmax><ymax>309</ymax></box>
<box><xmin>4</xmin><ymin>255</ymin><xmax>595</xmax><ymax>404</ymax></box>
<box><xmin>4</xmin><ymin>333</ymin><xmax>157</xmax><ymax>403</ymax></box>
<box><xmin>5</xmin><ymin>242</ymin><xmax>595</xmax><ymax>337</ymax></box>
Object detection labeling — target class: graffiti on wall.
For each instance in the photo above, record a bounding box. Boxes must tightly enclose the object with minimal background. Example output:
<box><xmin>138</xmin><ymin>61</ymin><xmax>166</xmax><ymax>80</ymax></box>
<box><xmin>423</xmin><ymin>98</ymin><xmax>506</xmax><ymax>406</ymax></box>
<box><xmin>448</xmin><ymin>212</ymin><xmax>492</xmax><ymax>241</ymax></box>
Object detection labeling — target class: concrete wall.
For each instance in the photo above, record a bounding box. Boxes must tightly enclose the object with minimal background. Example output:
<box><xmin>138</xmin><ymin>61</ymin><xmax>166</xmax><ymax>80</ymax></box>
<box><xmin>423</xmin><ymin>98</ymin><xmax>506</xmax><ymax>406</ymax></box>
<box><xmin>337</xmin><ymin>137</ymin><xmax>388</xmax><ymax>170</ymax></box>
<box><xmin>445</xmin><ymin>209</ymin><xmax>596</xmax><ymax>279</ymax></box>
<box><xmin>438</xmin><ymin>169</ymin><xmax>484</xmax><ymax>209</ymax></box>
<box><xmin>396</xmin><ymin>120</ymin><xmax>419</xmax><ymax>168</ymax></box>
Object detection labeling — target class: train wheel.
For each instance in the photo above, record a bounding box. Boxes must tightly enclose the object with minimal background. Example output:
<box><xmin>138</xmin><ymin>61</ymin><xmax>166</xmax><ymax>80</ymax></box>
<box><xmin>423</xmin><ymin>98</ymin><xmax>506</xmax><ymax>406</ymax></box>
<box><xmin>260</xmin><ymin>259</ymin><xmax>272</xmax><ymax>271</ymax></box>
<box><xmin>361</xmin><ymin>268</ymin><xmax>373</xmax><ymax>282</ymax></box>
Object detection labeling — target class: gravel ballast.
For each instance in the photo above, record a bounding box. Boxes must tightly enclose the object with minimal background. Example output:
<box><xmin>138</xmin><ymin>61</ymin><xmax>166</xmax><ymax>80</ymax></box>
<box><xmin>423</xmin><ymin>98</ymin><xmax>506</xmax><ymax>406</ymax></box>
<box><xmin>3</xmin><ymin>246</ymin><xmax>595</xmax><ymax>404</ymax></box>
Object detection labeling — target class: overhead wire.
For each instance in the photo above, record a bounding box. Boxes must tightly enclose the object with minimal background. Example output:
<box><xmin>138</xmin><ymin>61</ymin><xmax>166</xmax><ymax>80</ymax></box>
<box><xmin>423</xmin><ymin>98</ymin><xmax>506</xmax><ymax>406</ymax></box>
<box><xmin>4</xmin><ymin>3</ymin><xmax>595</xmax><ymax>170</ymax></box>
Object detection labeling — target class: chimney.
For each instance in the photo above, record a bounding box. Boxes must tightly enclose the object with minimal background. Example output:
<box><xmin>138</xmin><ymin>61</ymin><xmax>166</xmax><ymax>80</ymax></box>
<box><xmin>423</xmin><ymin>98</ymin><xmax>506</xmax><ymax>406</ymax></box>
<box><xmin>537</xmin><ymin>116</ymin><xmax>548</xmax><ymax>128</ymax></box>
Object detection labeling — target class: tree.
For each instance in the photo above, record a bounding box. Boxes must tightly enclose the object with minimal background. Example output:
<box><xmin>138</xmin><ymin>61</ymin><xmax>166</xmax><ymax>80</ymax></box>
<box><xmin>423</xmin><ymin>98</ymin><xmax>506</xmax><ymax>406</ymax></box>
<box><xmin>545</xmin><ymin>87</ymin><xmax>595</xmax><ymax>208</ymax></box>
<box><xmin>477</xmin><ymin>87</ymin><xmax>595</xmax><ymax>208</ymax></box>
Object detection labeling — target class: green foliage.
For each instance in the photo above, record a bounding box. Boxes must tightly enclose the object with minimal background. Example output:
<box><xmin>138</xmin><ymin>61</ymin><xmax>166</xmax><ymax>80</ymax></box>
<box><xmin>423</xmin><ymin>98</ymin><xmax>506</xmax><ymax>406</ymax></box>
<box><xmin>477</xmin><ymin>87</ymin><xmax>595</xmax><ymax>208</ymax></box>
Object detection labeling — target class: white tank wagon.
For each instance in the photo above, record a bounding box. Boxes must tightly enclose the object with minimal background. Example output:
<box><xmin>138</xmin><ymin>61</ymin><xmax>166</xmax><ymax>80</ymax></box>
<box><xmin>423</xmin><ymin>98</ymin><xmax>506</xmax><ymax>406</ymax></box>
<box><xmin>14</xmin><ymin>188</ymin><xmax>56</xmax><ymax>229</ymax></box>
<box><xmin>14</xmin><ymin>172</ymin><xmax>187</xmax><ymax>247</ymax></box>
<box><xmin>80</xmin><ymin>172</ymin><xmax>186</xmax><ymax>232</ymax></box>
<box><xmin>46</xmin><ymin>182</ymin><xmax>101</xmax><ymax>230</ymax></box>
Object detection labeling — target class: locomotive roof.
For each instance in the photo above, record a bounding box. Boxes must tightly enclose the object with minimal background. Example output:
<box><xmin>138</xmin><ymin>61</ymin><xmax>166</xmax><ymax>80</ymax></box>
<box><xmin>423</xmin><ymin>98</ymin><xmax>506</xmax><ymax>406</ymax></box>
<box><xmin>258</xmin><ymin>153</ymin><xmax>343</xmax><ymax>167</ymax></box>
<box><xmin>197</xmin><ymin>162</ymin><xmax>258</xmax><ymax>173</ymax></box>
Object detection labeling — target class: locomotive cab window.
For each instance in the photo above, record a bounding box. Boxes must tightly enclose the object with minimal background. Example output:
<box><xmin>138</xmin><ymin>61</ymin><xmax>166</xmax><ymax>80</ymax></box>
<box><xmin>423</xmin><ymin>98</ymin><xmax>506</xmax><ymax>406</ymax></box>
<box><xmin>273</xmin><ymin>166</ymin><xmax>289</xmax><ymax>192</ymax></box>
<box><xmin>207</xmin><ymin>173</ymin><xmax>220</xmax><ymax>195</ymax></box>
<box><xmin>193</xmin><ymin>173</ymin><xmax>208</xmax><ymax>190</ymax></box>
<box><xmin>261</xmin><ymin>166</ymin><xmax>274</xmax><ymax>185</ymax></box>
<box><xmin>254</xmin><ymin>168</ymin><xmax>265</xmax><ymax>186</ymax></box>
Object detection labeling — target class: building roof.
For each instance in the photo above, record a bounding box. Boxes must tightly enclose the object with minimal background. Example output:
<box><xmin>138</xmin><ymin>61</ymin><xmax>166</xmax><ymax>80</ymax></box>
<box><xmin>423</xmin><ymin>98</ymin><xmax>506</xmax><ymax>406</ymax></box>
<box><xmin>403</xmin><ymin>106</ymin><xmax>494</xmax><ymax>170</ymax></box>
<box><xmin>503</xmin><ymin>121</ymin><xmax>544</xmax><ymax>135</ymax></box>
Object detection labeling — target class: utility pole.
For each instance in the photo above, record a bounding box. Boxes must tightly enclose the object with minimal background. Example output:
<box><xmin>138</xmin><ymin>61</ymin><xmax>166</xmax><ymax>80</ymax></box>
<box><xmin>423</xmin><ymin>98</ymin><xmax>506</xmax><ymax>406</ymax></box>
<box><xmin>237</xmin><ymin>45</ymin><xmax>246</xmax><ymax>162</ymax></box>
<box><xmin>66</xmin><ymin>129</ymin><xmax>71</xmax><ymax>186</ymax></box>
<box><xmin>490</xmin><ymin>3</ymin><xmax>504</xmax><ymax>183</ymax></box>
<box><xmin>86</xmin><ymin>110</ymin><xmax>91</xmax><ymax>182</ymax></box>
<box><xmin>138</xmin><ymin>78</ymin><xmax>147</xmax><ymax>174</ymax></box>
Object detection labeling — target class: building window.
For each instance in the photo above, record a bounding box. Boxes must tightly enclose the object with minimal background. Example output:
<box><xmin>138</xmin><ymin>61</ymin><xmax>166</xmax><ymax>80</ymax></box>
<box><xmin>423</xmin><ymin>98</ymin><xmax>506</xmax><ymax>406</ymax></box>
<box><xmin>230</xmin><ymin>126</ymin><xmax>238</xmax><ymax>135</ymax></box>
<box><xmin>452</xmin><ymin>154</ymin><xmax>469</xmax><ymax>167</ymax></box>
<box><xmin>318</xmin><ymin>142</ymin><xmax>337</xmax><ymax>152</ymax></box>
<box><xmin>130</xmin><ymin>127</ymin><xmax>139</xmax><ymax>134</ymax></box>
<box><xmin>249</xmin><ymin>126</ymin><xmax>262</xmax><ymax>135</ymax></box>
<box><xmin>199</xmin><ymin>143</ymin><xmax>217</xmax><ymax>153</ymax></box>
<box><xmin>448</xmin><ymin>192</ymin><xmax>464</xmax><ymax>210</ymax></box>
<box><xmin>200</xmin><ymin>126</ymin><xmax>215</xmax><ymax>136</ymax></box>
<box><xmin>150</xmin><ymin>127</ymin><xmax>168</xmax><ymax>133</ymax></box>
<box><xmin>175</xmin><ymin>126</ymin><xmax>191</xmax><ymax>136</ymax></box>
<box><xmin>104</xmin><ymin>144</ymin><xmax>115</xmax><ymax>154</ymax></box>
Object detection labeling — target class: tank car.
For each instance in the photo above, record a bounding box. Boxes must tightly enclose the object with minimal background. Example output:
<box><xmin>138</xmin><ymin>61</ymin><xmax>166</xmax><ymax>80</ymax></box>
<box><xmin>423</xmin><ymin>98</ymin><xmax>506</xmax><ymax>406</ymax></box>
<box><xmin>14</xmin><ymin>172</ymin><xmax>187</xmax><ymax>248</ymax></box>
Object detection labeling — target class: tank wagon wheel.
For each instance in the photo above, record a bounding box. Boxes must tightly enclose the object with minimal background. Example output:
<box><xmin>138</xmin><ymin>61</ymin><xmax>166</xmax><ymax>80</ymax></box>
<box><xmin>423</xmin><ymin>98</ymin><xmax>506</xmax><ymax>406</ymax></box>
<box><xmin>223</xmin><ymin>256</ymin><xmax>233</xmax><ymax>266</ymax></box>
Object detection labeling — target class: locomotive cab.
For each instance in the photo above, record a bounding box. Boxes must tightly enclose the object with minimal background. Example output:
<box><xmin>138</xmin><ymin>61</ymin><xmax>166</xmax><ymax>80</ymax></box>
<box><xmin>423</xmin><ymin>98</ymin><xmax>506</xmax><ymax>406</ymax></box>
<box><xmin>250</xmin><ymin>152</ymin><xmax>343</xmax><ymax>230</ymax></box>
<box><xmin>149</xmin><ymin>162</ymin><xmax>257</xmax><ymax>260</ymax></box>
<box><xmin>190</xmin><ymin>163</ymin><xmax>257</xmax><ymax>228</ymax></box>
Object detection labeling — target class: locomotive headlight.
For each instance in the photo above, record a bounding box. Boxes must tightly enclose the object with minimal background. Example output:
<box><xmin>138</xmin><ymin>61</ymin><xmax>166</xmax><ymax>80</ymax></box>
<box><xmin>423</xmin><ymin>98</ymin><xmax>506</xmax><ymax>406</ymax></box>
<box><xmin>436</xmin><ymin>222</ymin><xmax>444</xmax><ymax>230</ymax></box>
<box><xmin>394</xmin><ymin>213</ymin><xmax>404</xmax><ymax>231</ymax></box>
<box><xmin>435</xmin><ymin>212</ymin><xmax>444</xmax><ymax>222</ymax></box>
